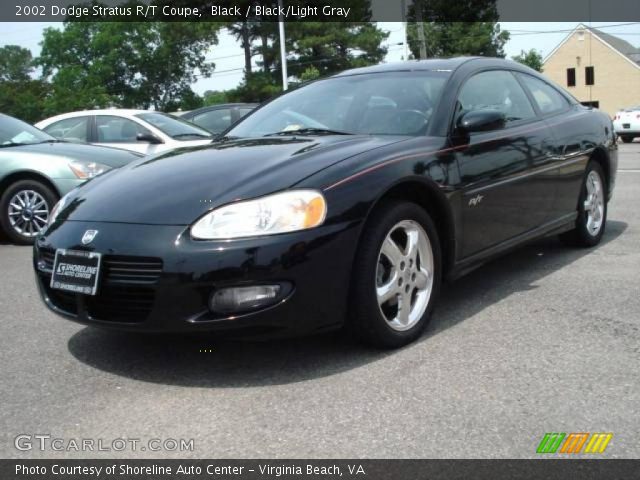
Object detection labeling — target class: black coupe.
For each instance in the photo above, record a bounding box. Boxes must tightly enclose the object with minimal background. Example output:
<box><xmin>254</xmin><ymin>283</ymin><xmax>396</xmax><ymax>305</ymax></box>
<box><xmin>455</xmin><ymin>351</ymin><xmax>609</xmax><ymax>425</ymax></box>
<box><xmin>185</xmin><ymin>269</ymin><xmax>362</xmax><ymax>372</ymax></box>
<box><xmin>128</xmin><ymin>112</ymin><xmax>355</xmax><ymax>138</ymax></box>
<box><xmin>34</xmin><ymin>58</ymin><xmax>617</xmax><ymax>348</ymax></box>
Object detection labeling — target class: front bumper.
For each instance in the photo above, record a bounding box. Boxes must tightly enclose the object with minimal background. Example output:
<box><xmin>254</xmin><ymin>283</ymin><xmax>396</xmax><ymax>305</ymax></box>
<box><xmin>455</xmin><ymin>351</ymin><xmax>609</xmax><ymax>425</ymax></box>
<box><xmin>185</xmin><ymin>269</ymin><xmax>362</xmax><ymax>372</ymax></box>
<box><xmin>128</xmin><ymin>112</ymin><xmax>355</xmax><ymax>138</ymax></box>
<box><xmin>34</xmin><ymin>220</ymin><xmax>360</xmax><ymax>337</ymax></box>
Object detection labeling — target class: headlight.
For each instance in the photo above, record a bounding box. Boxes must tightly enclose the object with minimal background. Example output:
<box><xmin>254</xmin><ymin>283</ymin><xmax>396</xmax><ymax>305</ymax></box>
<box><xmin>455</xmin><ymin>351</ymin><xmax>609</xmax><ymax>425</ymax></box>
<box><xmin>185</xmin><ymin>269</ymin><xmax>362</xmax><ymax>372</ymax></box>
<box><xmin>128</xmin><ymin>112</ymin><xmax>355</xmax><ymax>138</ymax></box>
<box><xmin>191</xmin><ymin>190</ymin><xmax>327</xmax><ymax>240</ymax></box>
<box><xmin>69</xmin><ymin>160</ymin><xmax>111</xmax><ymax>179</ymax></box>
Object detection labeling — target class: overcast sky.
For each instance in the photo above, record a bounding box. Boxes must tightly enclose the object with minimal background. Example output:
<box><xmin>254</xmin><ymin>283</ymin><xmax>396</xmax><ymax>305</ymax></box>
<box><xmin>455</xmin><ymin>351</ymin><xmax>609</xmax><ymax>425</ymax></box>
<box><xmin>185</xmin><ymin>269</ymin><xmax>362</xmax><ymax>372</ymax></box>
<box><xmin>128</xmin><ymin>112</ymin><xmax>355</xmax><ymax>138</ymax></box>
<box><xmin>1</xmin><ymin>21</ymin><xmax>638</xmax><ymax>94</ymax></box>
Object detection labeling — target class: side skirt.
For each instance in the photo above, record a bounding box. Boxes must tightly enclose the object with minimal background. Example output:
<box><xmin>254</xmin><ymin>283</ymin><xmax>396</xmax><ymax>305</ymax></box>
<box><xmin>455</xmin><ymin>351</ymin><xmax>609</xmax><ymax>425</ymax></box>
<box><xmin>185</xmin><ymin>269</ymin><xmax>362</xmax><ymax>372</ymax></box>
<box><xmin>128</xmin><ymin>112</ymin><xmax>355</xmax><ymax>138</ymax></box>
<box><xmin>445</xmin><ymin>213</ymin><xmax>577</xmax><ymax>282</ymax></box>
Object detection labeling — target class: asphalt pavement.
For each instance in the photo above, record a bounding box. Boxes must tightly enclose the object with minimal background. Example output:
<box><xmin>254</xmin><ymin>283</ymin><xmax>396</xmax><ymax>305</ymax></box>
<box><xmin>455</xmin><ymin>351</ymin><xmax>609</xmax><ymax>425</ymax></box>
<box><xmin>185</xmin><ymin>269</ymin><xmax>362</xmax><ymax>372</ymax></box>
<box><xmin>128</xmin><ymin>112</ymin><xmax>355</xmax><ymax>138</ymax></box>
<box><xmin>1</xmin><ymin>143</ymin><xmax>639</xmax><ymax>459</ymax></box>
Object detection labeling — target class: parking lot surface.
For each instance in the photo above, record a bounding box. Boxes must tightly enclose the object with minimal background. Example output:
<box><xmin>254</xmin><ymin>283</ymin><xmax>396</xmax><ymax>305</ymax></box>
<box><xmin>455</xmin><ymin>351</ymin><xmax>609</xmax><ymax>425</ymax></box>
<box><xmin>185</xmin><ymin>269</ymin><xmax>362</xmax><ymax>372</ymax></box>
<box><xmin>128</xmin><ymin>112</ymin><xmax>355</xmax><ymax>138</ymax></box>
<box><xmin>1</xmin><ymin>143</ymin><xmax>639</xmax><ymax>459</ymax></box>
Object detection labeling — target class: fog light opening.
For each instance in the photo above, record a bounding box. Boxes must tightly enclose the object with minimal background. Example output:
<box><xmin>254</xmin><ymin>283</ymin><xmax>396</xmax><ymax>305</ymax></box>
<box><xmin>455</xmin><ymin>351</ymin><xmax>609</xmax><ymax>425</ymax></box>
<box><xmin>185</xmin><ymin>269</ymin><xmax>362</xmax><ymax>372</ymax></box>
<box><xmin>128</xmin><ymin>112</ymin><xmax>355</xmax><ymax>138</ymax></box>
<box><xmin>209</xmin><ymin>285</ymin><xmax>282</xmax><ymax>314</ymax></box>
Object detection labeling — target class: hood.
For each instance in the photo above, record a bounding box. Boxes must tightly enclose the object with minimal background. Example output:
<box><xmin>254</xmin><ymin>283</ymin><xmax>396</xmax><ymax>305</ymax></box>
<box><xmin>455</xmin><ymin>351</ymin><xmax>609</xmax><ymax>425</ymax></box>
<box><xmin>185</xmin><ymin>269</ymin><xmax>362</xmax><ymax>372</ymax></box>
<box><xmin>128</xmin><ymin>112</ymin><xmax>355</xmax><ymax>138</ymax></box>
<box><xmin>61</xmin><ymin>135</ymin><xmax>407</xmax><ymax>225</ymax></box>
<box><xmin>10</xmin><ymin>142</ymin><xmax>141</xmax><ymax>168</ymax></box>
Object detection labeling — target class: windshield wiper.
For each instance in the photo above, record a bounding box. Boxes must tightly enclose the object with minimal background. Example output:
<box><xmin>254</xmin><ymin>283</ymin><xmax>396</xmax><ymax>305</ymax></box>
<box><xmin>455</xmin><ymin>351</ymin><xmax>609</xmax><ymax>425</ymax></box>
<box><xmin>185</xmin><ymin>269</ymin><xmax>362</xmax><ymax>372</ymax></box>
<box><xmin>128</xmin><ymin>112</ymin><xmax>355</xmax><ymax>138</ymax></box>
<box><xmin>0</xmin><ymin>142</ymin><xmax>31</xmax><ymax>148</ymax></box>
<box><xmin>173</xmin><ymin>133</ymin><xmax>211</xmax><ymax>139</ymax></box>
<box><xmin>264</xmin><ymin>128</ymin><xmax>352</xmax><ymax>137</ymax></box>
<box><xmin>38</xmin><ymin>139</ymin><xmax>66</xmax><ymax>144</ymax></box>
<box><xmin>216</xmin><ymin>135</ymin><xmax>240</xmax><ymax>142</ymax></box>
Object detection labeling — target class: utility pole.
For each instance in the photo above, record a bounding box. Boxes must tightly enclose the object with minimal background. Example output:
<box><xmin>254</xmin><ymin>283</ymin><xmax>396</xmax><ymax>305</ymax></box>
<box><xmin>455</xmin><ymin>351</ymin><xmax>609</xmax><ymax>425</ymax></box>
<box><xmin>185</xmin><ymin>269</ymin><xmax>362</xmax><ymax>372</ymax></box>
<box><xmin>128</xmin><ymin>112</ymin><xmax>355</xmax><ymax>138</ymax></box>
<box><xmin>278</xmin><ymin>0</ymin><xmax>288</xmax><ymax>90</ymax></box>
<box><xmin>415</xmin><ymin>0</ymin><xmax>427</xmax><ymax>59</ymax></box>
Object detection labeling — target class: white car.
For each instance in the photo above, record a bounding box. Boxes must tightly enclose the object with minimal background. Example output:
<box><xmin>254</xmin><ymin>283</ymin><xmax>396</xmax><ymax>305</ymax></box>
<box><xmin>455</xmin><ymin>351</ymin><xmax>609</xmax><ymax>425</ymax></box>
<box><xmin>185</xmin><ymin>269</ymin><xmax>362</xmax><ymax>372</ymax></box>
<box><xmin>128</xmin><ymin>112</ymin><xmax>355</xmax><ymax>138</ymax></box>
<box><xmin>613</xmin><ymin>106</ymin><xmax>640</xmax><ymax>143</ymax></box>
<box><xmin>35</xmin><ymin>109</ymin><xmax>213</xmax><ymax>155</ymax></box>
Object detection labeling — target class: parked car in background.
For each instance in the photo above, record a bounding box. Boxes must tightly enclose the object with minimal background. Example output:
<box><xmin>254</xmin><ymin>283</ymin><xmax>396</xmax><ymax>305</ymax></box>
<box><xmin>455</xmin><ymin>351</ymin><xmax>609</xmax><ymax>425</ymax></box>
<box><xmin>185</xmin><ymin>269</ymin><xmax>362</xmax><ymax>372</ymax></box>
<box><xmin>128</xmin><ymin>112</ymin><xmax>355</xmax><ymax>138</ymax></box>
<box><xmin>0</xmin><ymin>113</ymin><xmax>140</xmax><ymax>244</ymax></box>
<box><xmin>34</xmin><ymin>58</ymin><xmax>617</xmax><ymax>348</ymax></box>
<box><xmin>613</xmin><ymin>106</ymin><xmax>640</xmax><ymax>143</ymax></box>
<box><xmin>178</xmin><ymin>103</ymin><xmax>257</xmax><ymax>135</ymax></box>
<box><xmin>35</xmin><ymin>110</ymin><xmax>213</xmax><ymax>155</ymax></box>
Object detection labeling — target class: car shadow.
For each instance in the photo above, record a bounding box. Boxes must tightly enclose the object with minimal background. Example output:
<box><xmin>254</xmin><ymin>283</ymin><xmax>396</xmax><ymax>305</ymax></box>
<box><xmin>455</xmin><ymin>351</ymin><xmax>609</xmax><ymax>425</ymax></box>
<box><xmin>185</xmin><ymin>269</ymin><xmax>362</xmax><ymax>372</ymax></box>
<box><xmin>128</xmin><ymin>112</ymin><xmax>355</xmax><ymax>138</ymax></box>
<box><xmin>67</xmin><ymin>220</ymin><xmax>627</xmax><ymax>388</ymax></box>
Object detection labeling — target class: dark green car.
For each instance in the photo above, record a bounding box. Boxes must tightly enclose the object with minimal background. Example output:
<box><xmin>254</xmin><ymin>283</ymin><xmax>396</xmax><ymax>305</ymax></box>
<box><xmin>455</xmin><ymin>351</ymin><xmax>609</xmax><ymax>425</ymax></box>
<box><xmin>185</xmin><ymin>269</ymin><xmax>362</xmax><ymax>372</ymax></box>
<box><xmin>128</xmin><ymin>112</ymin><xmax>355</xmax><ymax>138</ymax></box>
<box><xmin>0</xmin><ymin>113</ymin><xmax>141</xmax><ymax>244</ymax></box>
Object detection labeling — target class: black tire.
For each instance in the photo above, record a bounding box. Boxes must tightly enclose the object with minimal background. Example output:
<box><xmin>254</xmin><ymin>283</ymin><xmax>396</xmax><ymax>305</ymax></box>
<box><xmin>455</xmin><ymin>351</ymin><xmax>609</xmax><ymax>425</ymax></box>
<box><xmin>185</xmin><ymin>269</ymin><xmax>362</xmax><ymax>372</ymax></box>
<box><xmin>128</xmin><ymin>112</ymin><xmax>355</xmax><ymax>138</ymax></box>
<box><xmin>620</xmin><ymin>136</ymin><xmax>634</xmax><ymax>144</ymax></box>
<box><xmin>0</xmin><ymin>179</ymin><xmax>58</xmax><ymax>245</ymax></box>
<box><xmin>559</xmin><ymin>161</ymin><xmax>607</xmax><ymax>248</ymax></box>
<box><xmin>348</xmin><ymin>201</ymin><xmax>442</xmax><ymax>349</ymax></box>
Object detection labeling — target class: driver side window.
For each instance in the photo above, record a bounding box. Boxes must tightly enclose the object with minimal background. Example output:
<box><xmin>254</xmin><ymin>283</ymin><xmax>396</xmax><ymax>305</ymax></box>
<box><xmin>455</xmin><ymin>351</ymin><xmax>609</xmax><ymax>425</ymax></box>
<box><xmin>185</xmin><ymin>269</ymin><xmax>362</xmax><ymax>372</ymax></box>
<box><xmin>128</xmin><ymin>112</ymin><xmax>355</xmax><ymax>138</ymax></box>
<box><xmin>458</xmin><ymin>70</ymin><xmax>536</xmax><ymax>125</ymax></box>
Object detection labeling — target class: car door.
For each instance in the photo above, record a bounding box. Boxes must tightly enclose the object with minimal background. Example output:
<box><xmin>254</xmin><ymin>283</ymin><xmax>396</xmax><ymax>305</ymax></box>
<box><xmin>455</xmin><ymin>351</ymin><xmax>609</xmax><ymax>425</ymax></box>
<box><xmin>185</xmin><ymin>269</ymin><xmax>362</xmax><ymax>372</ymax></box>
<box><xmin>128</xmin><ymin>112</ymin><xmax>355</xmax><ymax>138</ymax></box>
<box><xmin>452</xmin><ymin>69</ymin><xmax>558</xmax><ymax>258</ymax></box>
<box><xmin>516</xmin><ymin>73</ymin><xmax>590</xmax><ymax>221</ymax></box>
<box><xmin>92</xmin><ymin>115</ymin><xmax>160</xmax><ymax>155</ymax></box>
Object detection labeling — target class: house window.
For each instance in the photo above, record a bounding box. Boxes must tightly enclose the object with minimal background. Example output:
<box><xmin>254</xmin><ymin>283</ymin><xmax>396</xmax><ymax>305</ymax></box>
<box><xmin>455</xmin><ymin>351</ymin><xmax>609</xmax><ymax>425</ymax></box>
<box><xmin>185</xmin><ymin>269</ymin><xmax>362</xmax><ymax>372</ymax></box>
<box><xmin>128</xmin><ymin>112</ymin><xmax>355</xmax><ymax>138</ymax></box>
<box><xmin>567</xmin><ymin>68</ymin><xmax>576</xmax><ymax>87</ymax></box>
<box><xmin>585</xmin><ymin>66</ymin><xmax>595</xmax><ymax>85</ymax></box>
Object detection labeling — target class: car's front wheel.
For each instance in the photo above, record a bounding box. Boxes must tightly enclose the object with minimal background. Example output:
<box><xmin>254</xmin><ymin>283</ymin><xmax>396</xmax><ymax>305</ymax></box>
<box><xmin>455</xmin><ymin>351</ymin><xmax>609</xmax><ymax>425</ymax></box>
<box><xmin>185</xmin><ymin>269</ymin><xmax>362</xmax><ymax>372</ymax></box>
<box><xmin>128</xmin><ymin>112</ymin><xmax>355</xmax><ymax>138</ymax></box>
<box><xmin>349</xmin><ymin>201</ymin><xmax>441</xmax><ymax>348</ymax></box>
<box><xmin>0</xmin><ymin>179</ymin><xmax>57</xmax><ymax>245</ymax></box>
<box><xmin>559</xmin><ymin>161</ymin><xmax>607</xmax><ymax>247</ymax></box>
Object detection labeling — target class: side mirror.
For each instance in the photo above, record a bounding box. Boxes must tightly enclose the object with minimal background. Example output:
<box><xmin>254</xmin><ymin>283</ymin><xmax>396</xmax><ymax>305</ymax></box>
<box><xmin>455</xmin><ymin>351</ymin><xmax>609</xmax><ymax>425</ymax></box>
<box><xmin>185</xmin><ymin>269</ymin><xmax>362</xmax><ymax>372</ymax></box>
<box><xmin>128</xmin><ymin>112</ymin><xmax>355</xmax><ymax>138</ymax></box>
<box><xmin>136</xmin><ymin>132</ymin><xmax>163</xmax><ymax>144</ymax></box>
<box><xmin>457</xmin><ymin>110</ymin><xmax>506</xmax><ymax>134</ymax></box>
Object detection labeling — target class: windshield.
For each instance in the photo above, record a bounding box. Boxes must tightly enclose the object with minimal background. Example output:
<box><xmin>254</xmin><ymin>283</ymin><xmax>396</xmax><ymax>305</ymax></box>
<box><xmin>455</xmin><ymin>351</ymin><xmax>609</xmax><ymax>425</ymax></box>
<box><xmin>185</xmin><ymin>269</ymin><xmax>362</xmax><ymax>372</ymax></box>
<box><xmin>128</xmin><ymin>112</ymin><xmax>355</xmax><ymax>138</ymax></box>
<box><xmin>0</xmin><ymin>114</ymin><xmax>54</xmax><ymax>147</ymax></box>
<box><xmin>228</xmin><ymin>71</ymin><xmax>449</xmax><ymax>138</ymax></box>
<box><xmin>135</xmin><ymin>112</ymin><xmax>212</xmax><ymax>140</ymax></box>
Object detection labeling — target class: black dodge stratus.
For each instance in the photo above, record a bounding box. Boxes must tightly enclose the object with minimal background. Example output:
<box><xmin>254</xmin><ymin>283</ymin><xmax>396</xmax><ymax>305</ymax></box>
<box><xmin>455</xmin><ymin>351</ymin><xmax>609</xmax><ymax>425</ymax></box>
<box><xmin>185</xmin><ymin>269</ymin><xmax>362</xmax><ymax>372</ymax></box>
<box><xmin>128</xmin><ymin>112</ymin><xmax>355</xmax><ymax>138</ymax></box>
<box><xmin>34</xmin><ymin>58</ymin><xmax>617</xmax><ymax>348</ymax></box>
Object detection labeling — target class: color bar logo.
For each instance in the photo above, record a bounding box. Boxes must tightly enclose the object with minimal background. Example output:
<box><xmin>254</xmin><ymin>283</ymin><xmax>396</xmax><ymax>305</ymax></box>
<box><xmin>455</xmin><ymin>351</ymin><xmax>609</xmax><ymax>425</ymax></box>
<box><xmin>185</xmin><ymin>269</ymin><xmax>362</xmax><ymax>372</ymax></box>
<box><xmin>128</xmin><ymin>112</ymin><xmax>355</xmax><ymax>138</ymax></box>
<box><xmin>537</xmin><ymin>433</ymin><xmax>613</xmax><ymax>454</ymax></box>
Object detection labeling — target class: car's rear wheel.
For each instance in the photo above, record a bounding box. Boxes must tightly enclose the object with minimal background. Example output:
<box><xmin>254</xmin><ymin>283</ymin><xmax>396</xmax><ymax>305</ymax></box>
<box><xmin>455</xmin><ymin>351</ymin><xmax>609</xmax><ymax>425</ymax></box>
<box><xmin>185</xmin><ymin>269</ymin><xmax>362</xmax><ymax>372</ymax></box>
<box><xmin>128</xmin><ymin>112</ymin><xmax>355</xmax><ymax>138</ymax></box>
<box><xmin>0</xmin><ymin>180</ymin><xmax>57</xmax><ymax>245</ymax></box>
<box><xmin>349</xmin><ymin>201</ymin><xmax>441</xmax><ymax>348</ymax></box>
<box><xmin>620</xmin><ymin>135</ymin><xmax>634</xmax><ymax>143</ymax></box>
<box><xmin>559</xmin><ymin>161</ymin><xmax>607</xmax><ymax>247</ymax></box>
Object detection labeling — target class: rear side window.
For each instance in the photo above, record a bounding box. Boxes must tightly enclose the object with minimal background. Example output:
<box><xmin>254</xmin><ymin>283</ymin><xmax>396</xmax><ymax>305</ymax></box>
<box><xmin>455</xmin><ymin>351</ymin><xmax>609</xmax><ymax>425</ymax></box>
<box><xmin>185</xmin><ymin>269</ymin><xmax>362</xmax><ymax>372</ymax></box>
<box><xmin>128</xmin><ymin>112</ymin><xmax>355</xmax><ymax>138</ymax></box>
<box><xmin>95</xmin><ymin>116</ymin><xmax>151</xmax><ymax>143</ymax></box>
<box><xmin>519</xmin><ymin>74</ymin><xmax>570</xmax><ymax>115</ymax></box>
<box><xmin>43</xmin><ymin>117</ymin><xmax>89</xmax><ymax>142</ymax></box>
<box><xmin>457</xmin><ymin>70</ymin><xmax>536</xmax><ymax>124</ymax></box>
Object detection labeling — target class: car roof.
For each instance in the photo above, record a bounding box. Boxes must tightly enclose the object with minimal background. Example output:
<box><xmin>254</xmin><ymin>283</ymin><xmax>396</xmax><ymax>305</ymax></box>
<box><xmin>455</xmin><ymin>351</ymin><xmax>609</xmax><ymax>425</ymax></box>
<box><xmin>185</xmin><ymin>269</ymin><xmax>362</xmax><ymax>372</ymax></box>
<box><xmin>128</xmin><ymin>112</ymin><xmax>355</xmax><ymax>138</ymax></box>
<box><xmin>183</xmin><ymin>103</ymin><xmax>258</xmax><ymax>116</ymax></box>
<box><xmin>333</xmin><ymin>57</ymin><xmax>533</xmax><ymax>77</ymax></box>
<box><xmin>38</xmin><ymin>109</ymin><xmax>162</xmax><ymax>123</ymax></box>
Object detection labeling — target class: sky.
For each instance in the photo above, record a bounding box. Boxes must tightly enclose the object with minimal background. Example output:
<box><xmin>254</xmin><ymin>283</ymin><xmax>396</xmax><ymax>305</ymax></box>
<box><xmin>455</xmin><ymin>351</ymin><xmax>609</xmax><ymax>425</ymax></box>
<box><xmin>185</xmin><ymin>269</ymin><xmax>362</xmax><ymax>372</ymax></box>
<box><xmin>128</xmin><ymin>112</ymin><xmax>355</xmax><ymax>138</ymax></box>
<box><xmin>0</xmin><ymin>21</ymin><xmax>638</xmax><ymax>94</ymax></box>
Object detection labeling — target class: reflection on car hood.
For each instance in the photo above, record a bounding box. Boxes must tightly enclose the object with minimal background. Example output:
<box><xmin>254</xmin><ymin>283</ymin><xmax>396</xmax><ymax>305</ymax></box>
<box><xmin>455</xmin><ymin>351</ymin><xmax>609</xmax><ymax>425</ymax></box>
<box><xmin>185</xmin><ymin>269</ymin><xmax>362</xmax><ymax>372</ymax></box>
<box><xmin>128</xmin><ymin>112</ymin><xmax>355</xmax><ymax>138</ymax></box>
<box><xmin>5</xmin><ymin>142</ymin><xmax>141</xmax><ymax>168</ymax></box>
<box><xmin>61</xmin><ymin>135</ymin><xmax>408</xmax><ymax>225</ymax></box>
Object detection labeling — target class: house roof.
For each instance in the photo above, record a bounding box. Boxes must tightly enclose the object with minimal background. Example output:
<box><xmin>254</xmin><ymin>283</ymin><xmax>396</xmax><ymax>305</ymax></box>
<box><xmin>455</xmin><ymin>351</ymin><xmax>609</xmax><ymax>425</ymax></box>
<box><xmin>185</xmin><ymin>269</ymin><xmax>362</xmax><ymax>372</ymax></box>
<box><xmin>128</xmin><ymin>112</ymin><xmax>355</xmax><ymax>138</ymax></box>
<box><xmin>544</xmin><ymin>24</ymin><xmax>640</xmax><ymax>70</ymax></box>
<box><xmin>584</xmin><ymin>26</ymin><xmax>640</xmax><ymax>65</ymax></box>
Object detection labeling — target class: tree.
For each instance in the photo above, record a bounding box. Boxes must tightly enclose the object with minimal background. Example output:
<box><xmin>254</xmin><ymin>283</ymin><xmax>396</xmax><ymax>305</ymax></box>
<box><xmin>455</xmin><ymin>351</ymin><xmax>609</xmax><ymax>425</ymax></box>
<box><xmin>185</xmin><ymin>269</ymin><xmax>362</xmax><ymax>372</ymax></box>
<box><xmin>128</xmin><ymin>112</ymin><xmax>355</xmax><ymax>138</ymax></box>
<box><xmin>299</xmin><ymin>66</ymin><xmax>321</xmax><ymax>82</ymax></box>
<box><xmin>512</xmin><ymin>49</ymin><xmax>544</xmax><ymax>72</ymax></box>
<box><xmin>407</xmin><ymin>0</ymin><xmax>509</xmax><ymax>59</ymax></box>
<box><xmin>0</xmin><ymin>45</ymin><xmax>51</xmax><ymax>122</ymax></box>
<box><xmin>285</xmin><ymin>22</ymin><xmax>388</xmax><ymax>79</ymax></box>
<box><xmin>228</xmin><ymin>20</ymin><xmax>255</xmax><ymax>75</ymax></box>
<box><xmin>0</xmin><ymin>45</ymin><xmax>34</xmax><ymax>82</ymax></box>
<box><xmin>38</xmin><ymin>21</ymin><xmax>221</xmax><ymax>112</ymax></box>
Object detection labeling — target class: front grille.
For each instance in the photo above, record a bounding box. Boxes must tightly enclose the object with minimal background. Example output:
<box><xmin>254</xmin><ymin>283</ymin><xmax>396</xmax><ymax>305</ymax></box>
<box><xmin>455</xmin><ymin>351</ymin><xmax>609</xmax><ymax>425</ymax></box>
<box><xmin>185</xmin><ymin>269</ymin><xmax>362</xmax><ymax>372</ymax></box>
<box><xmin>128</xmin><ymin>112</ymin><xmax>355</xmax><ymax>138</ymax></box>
<box><xmin>85</xmin><ymin>285</ymin><xmax>156</xmax><ymax>323</ymax></box>
<box><xmin>38</xmin><ymin>248</ymin><xmax>162</xmax><ymax>323</ymax></box>
<box><xmin>103</xmin><ymin>256</ymin><xmax>162</xmax><ymax>285</ymax></box>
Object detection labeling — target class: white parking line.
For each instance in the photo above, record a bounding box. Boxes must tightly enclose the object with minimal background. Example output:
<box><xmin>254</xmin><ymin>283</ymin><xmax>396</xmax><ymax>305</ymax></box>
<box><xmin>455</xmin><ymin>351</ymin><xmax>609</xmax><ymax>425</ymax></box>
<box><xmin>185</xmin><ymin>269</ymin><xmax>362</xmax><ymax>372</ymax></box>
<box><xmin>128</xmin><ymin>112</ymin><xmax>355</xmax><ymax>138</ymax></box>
<box><xmin>618</xmin><ymin>169</ymin><xmax>640</xmax><ymax>173</ymax></box>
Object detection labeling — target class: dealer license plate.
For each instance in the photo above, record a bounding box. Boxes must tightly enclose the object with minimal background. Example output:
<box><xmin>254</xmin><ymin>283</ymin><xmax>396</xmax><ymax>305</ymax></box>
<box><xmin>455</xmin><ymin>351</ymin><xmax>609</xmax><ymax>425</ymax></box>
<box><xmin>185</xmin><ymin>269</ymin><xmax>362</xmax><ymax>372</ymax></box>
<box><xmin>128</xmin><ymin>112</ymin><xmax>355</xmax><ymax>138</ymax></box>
<box><xmin>50</xmin><ymin>249</ymin><xmax>102</xmax><ymax>295</ymax></box>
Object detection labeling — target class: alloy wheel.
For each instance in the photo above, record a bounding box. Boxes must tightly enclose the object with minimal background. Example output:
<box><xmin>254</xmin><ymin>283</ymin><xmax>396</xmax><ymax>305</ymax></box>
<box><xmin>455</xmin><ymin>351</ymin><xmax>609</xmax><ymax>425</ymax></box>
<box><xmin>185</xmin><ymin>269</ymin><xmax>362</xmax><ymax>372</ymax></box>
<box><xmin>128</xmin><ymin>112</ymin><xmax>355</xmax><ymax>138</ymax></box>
<box><xmin>375</xmin><ymin>220</ymin><xmax>434</xmax><ymax>331</ymax></box>
<box><xmin>584</xmin><ymin>170</ymin><xmax>604</xmax><ymax>237</ymax></box>
<box><xmin>7</xmin><ymin>189</ymin><xmax>50</xmax><ymax>238</ymax></box>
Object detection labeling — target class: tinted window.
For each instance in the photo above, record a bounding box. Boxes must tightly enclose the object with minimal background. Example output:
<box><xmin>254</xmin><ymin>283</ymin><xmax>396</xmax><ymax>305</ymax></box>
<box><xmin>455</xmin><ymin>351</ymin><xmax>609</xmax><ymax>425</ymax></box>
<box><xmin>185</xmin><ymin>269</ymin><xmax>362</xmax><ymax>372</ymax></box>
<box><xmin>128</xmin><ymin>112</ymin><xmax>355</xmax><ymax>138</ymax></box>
<box><xmin>228</xmin><ymin>71</ymin><xmax>449</xmax><ymax>137</ymax></box>
<box><xmin>95</xmin><ymin>116</ymin><xmax>151</xmax><ymax>143</ymax></box>
<box><xmin>193</xmin><ymin>109</ymin><xmax>232</xmax><ymax>133</ymax></box>
<box><xmin>519</xmin><ymin>74</ymin><xmax>570</xmax><ymax>114</ymax></box>
<box><xmin>136</xmin><ymin>112</ymin><xmax>212</xmax><ymax>140</ymax></box>
<box><xmin>457</xmin><ymin>70</ymin><xmax>536</xmax><ymax>124</ymax></box>
<box><xmin>44</xmin><ymin>116</ymin><xmax>89</xmax><ymax>142</ymax></box>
